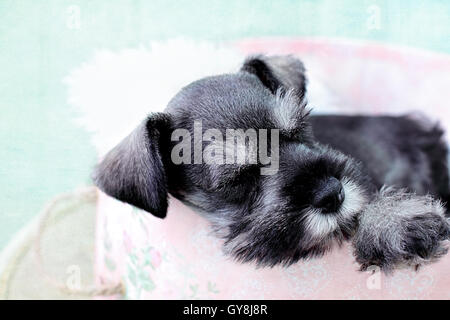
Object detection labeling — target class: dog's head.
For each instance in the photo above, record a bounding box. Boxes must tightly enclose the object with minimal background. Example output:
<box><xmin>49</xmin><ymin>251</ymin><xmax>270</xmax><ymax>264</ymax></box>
<box><xmin>93</xmin><ymin>55</ymin><xmax>369</xmax><ymax>266</ymax></box>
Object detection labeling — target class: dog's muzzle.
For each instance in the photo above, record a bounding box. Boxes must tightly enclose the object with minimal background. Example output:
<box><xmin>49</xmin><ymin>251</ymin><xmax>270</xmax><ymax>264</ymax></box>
<box><xmin>312</xmin><ymin>177</ymin><xmax>345</xmax><ymax>213</ymax></box>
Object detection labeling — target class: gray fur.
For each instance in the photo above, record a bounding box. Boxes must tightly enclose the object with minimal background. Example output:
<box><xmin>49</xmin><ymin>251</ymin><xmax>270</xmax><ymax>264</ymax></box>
<box><xmin>93</xmin><ymin>113</ymin><xmax>171</xmax><ymax>218</ymax></box>
<box><xmin>93</xmin><ymin>54</ymin><xmax>450</xmax><ymax>273</ymax></box>
<box><xmin>353</xmin><ymin>187</ymin><xmax>450</xmax><ymax>272</ymax></box>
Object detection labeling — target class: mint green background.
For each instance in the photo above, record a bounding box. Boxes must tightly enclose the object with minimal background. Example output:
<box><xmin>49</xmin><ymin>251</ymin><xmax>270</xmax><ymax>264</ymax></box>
<box><xmin>1</xmin><ymin>0</ymin><xmax>450</xmax><ymax>250</ymax></box>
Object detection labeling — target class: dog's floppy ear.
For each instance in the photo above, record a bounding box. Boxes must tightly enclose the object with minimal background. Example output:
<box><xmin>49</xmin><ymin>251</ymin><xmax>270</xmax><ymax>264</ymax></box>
<box><xmin>93</xmin><ymin>113</ymin><xmax>172</xmax><ymax>218</ymax></box>
<box><xmin>241</xmin><ymin>55</ymin><xmax>306</xmax><ymax>97</ymax></box>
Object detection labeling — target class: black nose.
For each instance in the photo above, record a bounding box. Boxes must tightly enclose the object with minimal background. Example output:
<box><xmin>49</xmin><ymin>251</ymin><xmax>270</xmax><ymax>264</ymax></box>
<box><xmin>312</xmin><ymin>177</ymin><xmax>345</xmax><ymax>213</ymax></box>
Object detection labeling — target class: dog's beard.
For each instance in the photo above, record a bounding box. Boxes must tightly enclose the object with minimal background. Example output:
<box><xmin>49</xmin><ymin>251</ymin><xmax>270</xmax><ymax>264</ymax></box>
<box><xmin>214</xmin><ymin>153</ymin><xmax>370</xmax><ymax>266</ymax></box>
<box><xmin>300</xmin><ymin>177</ymin><xmax>368</xmax><ymax>252</ymax></box>
<box><xmin>207</xmin><ymin>176</ymin><xmax>369</xmax><ymax>267</ymax></box>
<box><xmin>179</xmin><ymin>142</ymin><xmax>371</xmax><ymax>266</ymax></box>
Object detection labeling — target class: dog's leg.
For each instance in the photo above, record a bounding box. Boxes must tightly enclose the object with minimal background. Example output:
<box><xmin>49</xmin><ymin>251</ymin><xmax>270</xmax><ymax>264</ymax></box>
<box><xmin>353</xmin><ymin>187</ymin><xmax>450</xmax><ymax>273</ymax></box>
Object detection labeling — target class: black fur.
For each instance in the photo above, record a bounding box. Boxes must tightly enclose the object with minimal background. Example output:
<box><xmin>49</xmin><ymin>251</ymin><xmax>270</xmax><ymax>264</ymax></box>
<box><xmin>93</xmin><ymin>113</ymin><xmax>172</xmax><ymax>218</ymax></box>
<box><xmin>242</xmin><ymin>55</ymin><xmax>307</xmax><ymax>98</ymax></box>
<box><xmin>94</xmin><ymin>55</ymin><xmax>450</xmax><ymax>271</ymax></box>
<box><xmin>310</xmin><ymin>115</ymin><xmax>450</xmax><ymax>201</ymax></box>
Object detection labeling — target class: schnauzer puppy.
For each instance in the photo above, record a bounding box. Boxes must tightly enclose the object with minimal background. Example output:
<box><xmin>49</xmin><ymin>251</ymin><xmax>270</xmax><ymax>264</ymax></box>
<box><xmin>93</xmin><ymin>55</ymin><xmax>450</xmax><ymax>272</ymax></box>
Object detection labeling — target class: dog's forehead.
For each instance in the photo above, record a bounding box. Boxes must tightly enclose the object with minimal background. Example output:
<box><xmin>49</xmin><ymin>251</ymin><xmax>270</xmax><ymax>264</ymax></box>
<box><xmin>166</xmin><ymin>73</ymin><xmax>304</xmax><ymax>132</ymax></box>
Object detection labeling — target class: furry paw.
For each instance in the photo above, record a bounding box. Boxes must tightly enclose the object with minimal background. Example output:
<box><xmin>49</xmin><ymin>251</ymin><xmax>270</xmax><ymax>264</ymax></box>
<box><xmin>353</xmin><ymin>187</ymin><xmax>450</xmax><ymax>273</ymax></box>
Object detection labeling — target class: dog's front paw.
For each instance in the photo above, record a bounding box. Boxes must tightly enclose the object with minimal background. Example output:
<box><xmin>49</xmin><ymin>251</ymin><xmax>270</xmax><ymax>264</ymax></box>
<box><xmin>353</xmin><ymin>187</ymin><xmax>450</xmax><ymax>273</ymax></box>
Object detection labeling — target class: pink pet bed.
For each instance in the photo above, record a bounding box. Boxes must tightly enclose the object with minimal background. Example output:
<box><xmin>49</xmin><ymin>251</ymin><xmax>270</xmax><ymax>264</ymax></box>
<box><xmin>94</xmin><ymin>38</ymin><xmax>450</xmax><ymax>299</ymax></box>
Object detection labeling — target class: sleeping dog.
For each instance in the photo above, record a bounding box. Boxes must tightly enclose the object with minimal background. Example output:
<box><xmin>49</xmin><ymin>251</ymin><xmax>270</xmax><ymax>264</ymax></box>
<box><xmin>93</xmin><ymin>55</ymin><xmax>450</xmax><ymax>272</ymax></box>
